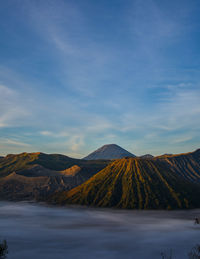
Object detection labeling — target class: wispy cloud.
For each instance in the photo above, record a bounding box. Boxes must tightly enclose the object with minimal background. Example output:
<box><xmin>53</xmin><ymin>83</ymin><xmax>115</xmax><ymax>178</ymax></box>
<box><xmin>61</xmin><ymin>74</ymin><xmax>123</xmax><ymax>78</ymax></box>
<box><xmin>25</xmin><ymin>0</ymin><xmax>114</xmax><ymax>97</ymax></box>
<box><xmin>0</xmin><ymin>137</ymin><xmax>30</xmax><ymax>147</ymax></box>
<box><xmin>4</xmin><ymin>139</ymin><xmax>30</xmax><ymax>147</ymax></box>
<box><xmin>39</xmin><ymin>131</ymin><xmax>54</xmax><ymax>136</ymax></box>
<box><xmin>0</xmin><ymin>84</ymin><xmax>29</xmax><ymax>128</ymax></box>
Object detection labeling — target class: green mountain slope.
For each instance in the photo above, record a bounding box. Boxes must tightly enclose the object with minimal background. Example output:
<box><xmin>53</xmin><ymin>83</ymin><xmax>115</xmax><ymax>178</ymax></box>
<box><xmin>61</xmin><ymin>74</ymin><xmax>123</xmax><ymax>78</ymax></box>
<box><xmin>51</xmin><ymin>150</ymin><xmax>200</xmax><ymax>209</ymax></box>
<box><xmin>155</xmin><ymin>149</ymin><xmax>200</xmax><ymax>182</ymax></box>
<box><xmin>0</xmin><ymin>152</ymin><xmax>109</xmax><ymax>201</ymax></box>
<box><xmin>0</xmin><ymin>152</ymin><xmax>108</xmax><ymax>177</ymax></box>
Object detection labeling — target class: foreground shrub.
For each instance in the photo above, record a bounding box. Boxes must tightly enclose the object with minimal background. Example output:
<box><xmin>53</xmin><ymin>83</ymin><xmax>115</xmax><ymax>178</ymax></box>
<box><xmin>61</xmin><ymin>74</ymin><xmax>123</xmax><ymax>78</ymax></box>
<box><xmin>188</xmin><ymin>244</ymin><xmax>200</xmax><ymax>259</ymax></box>
<box><xmin>0</xmin><ymin>240</ymin><xmax>8</xmax><ymax>259</ymax></box>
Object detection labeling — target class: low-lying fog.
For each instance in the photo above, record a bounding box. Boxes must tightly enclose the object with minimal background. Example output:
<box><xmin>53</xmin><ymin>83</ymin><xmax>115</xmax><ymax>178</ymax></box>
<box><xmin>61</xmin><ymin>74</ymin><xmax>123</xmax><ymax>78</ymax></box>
<box><xmin>0</xmin><ymin>201</ymin><xmax>199</xmax><ymax>259</ymax></box>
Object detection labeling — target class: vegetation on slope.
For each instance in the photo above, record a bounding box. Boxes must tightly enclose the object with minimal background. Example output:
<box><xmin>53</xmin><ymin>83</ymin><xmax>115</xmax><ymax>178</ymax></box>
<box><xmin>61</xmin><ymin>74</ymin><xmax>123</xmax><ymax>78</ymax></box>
<box><xmin>0</xmin><ymin>152</ymin><xmax>109</xmax><ymax>201</ymax></box>
<box><xmin>1</xmin><ymin>149</ymin><xmax>200</xmax><ymax>208</ymax></box>
<box><xmin>51</xmin><ymin>155</ymin><xmax>200</xmax><ymax>209</ymax></box>
<box><xmin>0</xmin><ymin>152</ymin><xmax>108</xmax><ymax>177</ymax></box>
<box><xmin>155</xmin><ymin>149</ymin><xmax>200</xmax><ymax>182</ymax></box>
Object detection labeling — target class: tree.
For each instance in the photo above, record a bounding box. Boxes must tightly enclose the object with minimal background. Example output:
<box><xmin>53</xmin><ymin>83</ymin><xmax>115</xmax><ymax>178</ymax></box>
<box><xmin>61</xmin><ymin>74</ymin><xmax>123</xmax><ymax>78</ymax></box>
<box><xmin>0</xmin><ymin>240</ymin><xmax>8</xmax><ymax>259</ymax></box>
<box><xmin>161</xmin><ymin>250</ymin><xmax>173</xmax><ymax>259</ymax></box>
<box><xmin>188</xmin><ymin>244</ymin><xmax>200</xmax><ymax>259</ymax></box>
<box><xmin>160</xmin><ymin>244</ymin><xmax>200</xmax><ymax>259</ymax></box>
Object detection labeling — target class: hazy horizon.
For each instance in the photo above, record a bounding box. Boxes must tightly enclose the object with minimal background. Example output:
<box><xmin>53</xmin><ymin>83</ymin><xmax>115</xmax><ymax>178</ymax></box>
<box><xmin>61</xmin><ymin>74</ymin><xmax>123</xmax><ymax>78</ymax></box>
<box><xmin>0</xmin><ymin>143</ymin><xmax>199</xmax><ymax>159</ymax></box>
<box><xmin>0</xmin><ymin>0</ymin><xmax>200</xmax><ymax>158</ymax></box>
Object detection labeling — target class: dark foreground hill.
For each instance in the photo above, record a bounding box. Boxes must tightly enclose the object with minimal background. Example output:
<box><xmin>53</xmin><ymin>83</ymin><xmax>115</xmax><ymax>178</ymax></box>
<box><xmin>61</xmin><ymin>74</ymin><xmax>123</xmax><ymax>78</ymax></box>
<box><xmin>83</xmin><ymin>144</ymin><xmax>135</xmax><ymax>160</ymax></box>
<box><xmin>0</xmin><ymin>152</ymin><xmax>109</xmax><ymax>201</ymax></box>
<box><xmin>51</xmin><ymin>149</ymin><xmax>200</xmax><ymax>209</ymax></box>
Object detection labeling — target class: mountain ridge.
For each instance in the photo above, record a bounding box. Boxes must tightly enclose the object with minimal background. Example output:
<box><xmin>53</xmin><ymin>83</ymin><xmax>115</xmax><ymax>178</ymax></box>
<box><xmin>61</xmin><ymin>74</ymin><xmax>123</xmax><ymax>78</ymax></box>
<box><xmin>51</xmin><ymin>149</ymin><xmax>200</xmax><ymax>209</ymax></box>
<box><xmin>0</xmin><ymin>152</ymin><xmax>109</xmax><ymax>201</ymax></box>
<box><xmin>1</xmin><ymin>147</ymin><xmax>200</xmax><ymax>208</ymax></box>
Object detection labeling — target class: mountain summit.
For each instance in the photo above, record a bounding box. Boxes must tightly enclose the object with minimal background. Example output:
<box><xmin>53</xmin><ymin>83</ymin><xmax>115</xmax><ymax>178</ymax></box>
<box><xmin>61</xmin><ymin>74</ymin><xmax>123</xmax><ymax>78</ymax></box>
<box><xmin>83</xmin><ymin>144</ymin><xmax>135</xmax><ymax>160</ymax></box>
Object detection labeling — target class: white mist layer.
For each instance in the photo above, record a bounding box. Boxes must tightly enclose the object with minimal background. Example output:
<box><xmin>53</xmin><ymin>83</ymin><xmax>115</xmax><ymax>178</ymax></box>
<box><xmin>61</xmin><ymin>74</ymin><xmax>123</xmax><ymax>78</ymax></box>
<box><xmin>0</xmin><ymin>202</ymin><xmax>199</xmax><ymax>259</ymax></box>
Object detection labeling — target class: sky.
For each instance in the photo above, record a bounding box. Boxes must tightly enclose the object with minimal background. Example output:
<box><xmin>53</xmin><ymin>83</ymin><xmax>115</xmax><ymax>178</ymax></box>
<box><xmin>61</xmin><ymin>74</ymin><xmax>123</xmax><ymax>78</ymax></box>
<box><xmin>0</xmin><ymin>0</ymin><xmax>200</xmax><ymax>158</ymax></box>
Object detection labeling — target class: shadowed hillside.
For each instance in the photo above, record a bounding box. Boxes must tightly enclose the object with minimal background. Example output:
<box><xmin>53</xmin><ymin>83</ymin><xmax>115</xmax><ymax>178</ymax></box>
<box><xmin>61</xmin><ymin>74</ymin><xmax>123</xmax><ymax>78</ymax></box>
<box><xmin>155</xmin><ymin>149</ymin><xmax>200</xmax><ymax>182</ymax></box>
<box><xmin>51</xmin><ymin>150</ymin><xmax>200</xmax><ymax>209</ymax></box>
<box><xmin>0</xmin><ymin>152</ymin><xmax>109</xmax><ymax>201</ymax></box>
<box><xmin>0</xmin><ymin>152</ymin><xmax>108</xmax><ymax>177</ymax></box>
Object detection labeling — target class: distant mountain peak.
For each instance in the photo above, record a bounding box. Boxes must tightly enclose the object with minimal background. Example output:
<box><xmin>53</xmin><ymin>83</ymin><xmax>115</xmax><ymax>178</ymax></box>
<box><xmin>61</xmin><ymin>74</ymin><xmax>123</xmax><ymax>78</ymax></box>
<box><xmin>140</xmin><ymin>154</ymin><xmax>154</xmax><ymax>159</ymax></box>
<box><xmin>83</xmin><ymin>144</ymin><xmax>135</xmax><ymax>160</ymax></box>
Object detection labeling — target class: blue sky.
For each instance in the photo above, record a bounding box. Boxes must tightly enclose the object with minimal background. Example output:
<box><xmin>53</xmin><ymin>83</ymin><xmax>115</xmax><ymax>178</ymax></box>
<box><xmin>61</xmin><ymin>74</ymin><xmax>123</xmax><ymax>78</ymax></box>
<box><xmin>0</xmin><ymin>0</ymin><xmax>200</xmax><ymax>157</ymax></box>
